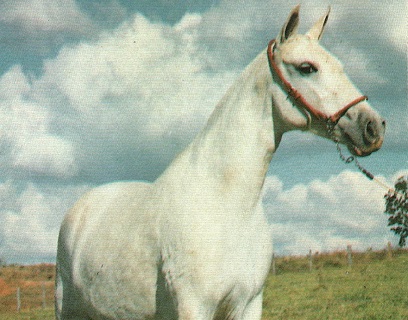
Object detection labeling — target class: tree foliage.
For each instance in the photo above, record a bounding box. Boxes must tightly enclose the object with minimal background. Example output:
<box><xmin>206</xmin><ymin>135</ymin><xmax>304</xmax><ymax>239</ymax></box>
<box><xmin>384</xmin><ymin>176</ymin><xmax>408</xmax><ymax>247</ymax></box>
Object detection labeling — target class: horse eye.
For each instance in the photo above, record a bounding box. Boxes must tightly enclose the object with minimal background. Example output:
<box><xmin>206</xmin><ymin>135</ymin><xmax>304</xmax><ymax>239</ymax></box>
<box><xmin>297</xmin><ymin>62</ymin><xmax>318</xmax><ymax>75</ymax></box>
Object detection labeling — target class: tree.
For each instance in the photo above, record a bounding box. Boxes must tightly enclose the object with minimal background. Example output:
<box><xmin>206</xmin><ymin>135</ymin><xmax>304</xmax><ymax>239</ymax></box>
<box><xmin>384</xmin><ymin>176</ymin><xmax>408</xmax><ymax>247</ymax></box>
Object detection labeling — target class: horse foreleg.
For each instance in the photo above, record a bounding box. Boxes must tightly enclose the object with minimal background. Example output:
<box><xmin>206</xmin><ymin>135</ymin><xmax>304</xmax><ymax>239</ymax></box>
<box><xmin>173</xmin><ymin>291</ymin><xmax>213</xmax><ymax>320</ymax></box>
<box><xmin>241</xmin><ymin>291</ymin><xmax>263</xmax><ymax>320</ymax></box>
<box><xmin>177</xmin><ymin>302</ymin><xmax>212</xmax><ymax>320</ymax></box>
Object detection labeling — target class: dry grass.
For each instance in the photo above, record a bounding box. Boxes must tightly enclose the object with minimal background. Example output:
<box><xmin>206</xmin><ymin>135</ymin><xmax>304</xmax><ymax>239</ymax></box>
<box><xmin>0</xmin><ymin>264</ymin><xmax>55</xmax><ymax>314</ymax></box>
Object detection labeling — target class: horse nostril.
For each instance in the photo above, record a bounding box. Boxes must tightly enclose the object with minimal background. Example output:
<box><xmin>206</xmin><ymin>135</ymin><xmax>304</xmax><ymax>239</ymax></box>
<box><xmin>366</xmin><ymin>121</ymin><xmax>375</xmax><ymax>138</ymax></box>
<box><xmin>362</xmin><ymin>117</ymin><xmax>385</xmax><ymax>149</ymax></box>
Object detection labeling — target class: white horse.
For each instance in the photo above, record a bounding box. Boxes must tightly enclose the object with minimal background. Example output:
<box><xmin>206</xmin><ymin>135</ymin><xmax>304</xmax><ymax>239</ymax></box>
<box><xmin>55</xmin><ymin>6</ymin><xmax>385</xmax><ymax>320</ymax></box>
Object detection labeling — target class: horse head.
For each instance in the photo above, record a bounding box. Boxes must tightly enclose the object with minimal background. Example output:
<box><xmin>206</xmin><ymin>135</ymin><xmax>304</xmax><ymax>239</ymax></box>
<box><xmin>270</xmin><ymin>5</ymin><xmax>385</xmax><ymax>157</ymax></box>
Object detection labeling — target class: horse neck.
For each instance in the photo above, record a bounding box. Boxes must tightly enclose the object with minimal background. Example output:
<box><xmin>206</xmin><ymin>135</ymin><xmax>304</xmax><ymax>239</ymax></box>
<box><xmin>158</xmin><ymin>50</ymin><xmax>283</xmax><ymax>210</ymax></box>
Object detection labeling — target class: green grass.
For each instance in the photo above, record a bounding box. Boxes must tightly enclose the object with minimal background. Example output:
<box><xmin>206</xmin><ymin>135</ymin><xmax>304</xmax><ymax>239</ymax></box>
<box><xmin>0</xmin><ymin>308</ymin><xmax>54</xmax><ymax>320</ymax></box>
<box><xmin>262</xmin><ymin>251</ymin><xmax>408</xmax><ymax>319</ymax></box>
<box><xmin>2</xmin><ymin>250</ymin><xmax>408</xmax><ymax>319</ymax></box>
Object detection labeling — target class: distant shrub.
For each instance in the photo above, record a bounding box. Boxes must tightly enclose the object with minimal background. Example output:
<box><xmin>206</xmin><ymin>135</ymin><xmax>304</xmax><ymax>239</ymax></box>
<box><xmin>322</xmin><ymin>259</ymin><xmax>342</xmax><ymax>268</ymax></box>
<box><xmin>384</xmin><ymin>176</ymin><xmax>408</xmax><ymax>247</ymax></box>
<box><xmin>275</xmin><ymin>255</ymin><xmax>311</xmax><ymax>273</ymax></box>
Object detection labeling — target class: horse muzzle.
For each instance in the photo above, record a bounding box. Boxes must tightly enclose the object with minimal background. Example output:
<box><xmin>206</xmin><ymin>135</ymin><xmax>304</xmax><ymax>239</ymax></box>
<box><xmin>344</xmin><ymin>112</ymin><xmax>386</xmax><ymax>157</ymax></box>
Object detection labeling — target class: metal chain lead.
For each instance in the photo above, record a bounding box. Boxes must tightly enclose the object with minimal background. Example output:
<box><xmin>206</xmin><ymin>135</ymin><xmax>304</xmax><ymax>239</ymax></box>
<box><xmin>335</xmin><ymin>141</ymin><xmax>374</xmax><ymax>180</ymax></box>
<box><xmin>327</xmin><ymin>120</ymin><xmax>375</xmax><ymax>181</ymax></box>
<box><xmin>327</xmin><ymin>120</ymin><xmax>401</xmax><ymax>195</ymax></box>
<box><xmin>325</xmin><ymin>114</ymin><xmax>408</xmax><ymax>209</ymax></box>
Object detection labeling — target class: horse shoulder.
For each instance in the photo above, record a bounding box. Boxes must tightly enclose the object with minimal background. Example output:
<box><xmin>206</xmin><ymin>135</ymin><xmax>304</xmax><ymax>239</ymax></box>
<box><xmin>59</xmin><ymin>180</ymin><xmax>159</xmax><ymax>275</ymax></box>
<box><xmin>61</xmin><ymin>181</ymin><xmax>151</xmax><ymax>235</ymax></box>
<box><xmin>57</xmin><ymin>181</ymin><xmax>161</xmax><ymax>317</ymax></box>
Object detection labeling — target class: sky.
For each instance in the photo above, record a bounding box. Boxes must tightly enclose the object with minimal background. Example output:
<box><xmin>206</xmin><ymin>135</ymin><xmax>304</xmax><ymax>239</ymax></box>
<box><xmin>0</xmin><ymin>0</ymin><xmax>406</xmax><ymax>264</ymax></box>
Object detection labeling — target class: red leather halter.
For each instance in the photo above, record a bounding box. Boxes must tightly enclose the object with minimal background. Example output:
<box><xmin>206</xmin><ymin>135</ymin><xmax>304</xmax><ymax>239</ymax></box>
<box><xmin>267</xmin><ymin>39</ymin><xmax>368</xmax><ymax>129</ymax></box>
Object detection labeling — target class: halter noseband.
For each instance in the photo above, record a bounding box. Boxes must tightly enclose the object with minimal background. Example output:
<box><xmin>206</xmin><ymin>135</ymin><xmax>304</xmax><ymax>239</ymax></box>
<box><xmin>267</xmin><ymin>39</ymin><xmax>368</xmax><ymax>131</ymax></box>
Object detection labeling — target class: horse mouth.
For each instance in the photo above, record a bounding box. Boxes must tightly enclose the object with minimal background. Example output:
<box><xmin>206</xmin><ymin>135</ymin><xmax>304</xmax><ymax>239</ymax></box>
<box><xmin>348</xmin><ymin>144</ymin><xmax>372</xmax><ymax>157</ymax></box>
<box><xmin>342</xmin><ymin>132</ymin><xmax>373</xmax><ymax>157</ymax></box>
<box><xmin>340</xmin><ymin>111</ymin><xmax>385</xmax><ymax>158</ymax></box>
<box><xmin>345</xmin><ymin>132</ymin><xmax>383</xmax><ymax>157</ymax></box>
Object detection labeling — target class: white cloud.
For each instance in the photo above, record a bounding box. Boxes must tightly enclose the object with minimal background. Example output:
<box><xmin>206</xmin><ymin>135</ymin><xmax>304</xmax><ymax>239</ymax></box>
<box><xmin>24</xmin><ymin>13</ymin><xmax>236</xmax><ymax>180</ymax></box>
<box><xmin>12</xmin><ymin>135</ymin><xmax>77</xmax><ymax>178</ymax></box>
<box><xmin>0</xmin><ymin>0</ymin><xmax>95</xmax><ymax>35</ymax></box>
<box><xmin>0</xmin><ymin>66</ymin><xmax>77</xmax><ymax>178</ymax></box>
<box><xmin>0</xmin><ymin>181</ymin><xmax>90</xmax><ymax>263</ymax></box>
<box><xmin>0</xmin><ymin>65</ymin><xmax>31</xmax><ymax>99</ymax></box>
<box><xmin>332</xmin><ymin>45</ymin><xmax>387</xmax><ymax>85</ymax></box>
<box><xmin>264</xmin><ymin>170</ymin><xmax>396</xmax><ymax>255</ymax></box>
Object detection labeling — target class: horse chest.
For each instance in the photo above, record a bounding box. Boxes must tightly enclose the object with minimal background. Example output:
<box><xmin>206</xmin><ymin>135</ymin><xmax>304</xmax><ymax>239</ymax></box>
<box><xmin>160</xmin><ymin>203</ymin><xmax>273</xmax><ymax>301</ymax></box>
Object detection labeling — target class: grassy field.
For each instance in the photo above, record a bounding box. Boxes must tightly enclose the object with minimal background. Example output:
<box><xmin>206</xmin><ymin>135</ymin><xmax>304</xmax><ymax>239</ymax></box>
<box><xmin>263</xmin><ymin>249</ymin><xmax>408</xmax><ymax>319</ymax></box>
<box><xmin>0</xmin><ymin>308</ymin><xmax>54</xmax><ymax>320</ymax></box>
<box><xmin>1</xmin><ymin>248</ymin><xmax>408</xmax><ymax>319</ymax></box>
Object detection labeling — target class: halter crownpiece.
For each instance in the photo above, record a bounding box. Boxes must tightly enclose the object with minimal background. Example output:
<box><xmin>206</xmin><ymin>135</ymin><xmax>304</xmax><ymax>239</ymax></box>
<box><xmin>267</xmin><ymin>39</ymin><xmax>368</xmax><ymax>130</ymax></box>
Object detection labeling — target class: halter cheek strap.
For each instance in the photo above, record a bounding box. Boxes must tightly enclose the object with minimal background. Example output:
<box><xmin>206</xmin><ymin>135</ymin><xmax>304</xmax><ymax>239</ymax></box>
<box><xmin>267</xmin><ymin>39</ymin><xmax>368</xmax><ymax>129</ymax></box>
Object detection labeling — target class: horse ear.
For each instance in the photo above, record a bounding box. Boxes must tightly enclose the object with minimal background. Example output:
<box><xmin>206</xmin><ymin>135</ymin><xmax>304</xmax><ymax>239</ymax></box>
<box><xmin>277</xmin><ymin>5</ymin><xmax>300</xmax><ymax>45</ymax></box>
<box><xmin>306</xmin><ymin>6</ymin><xmax>331</xmax><ymax>40</ymax></box>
